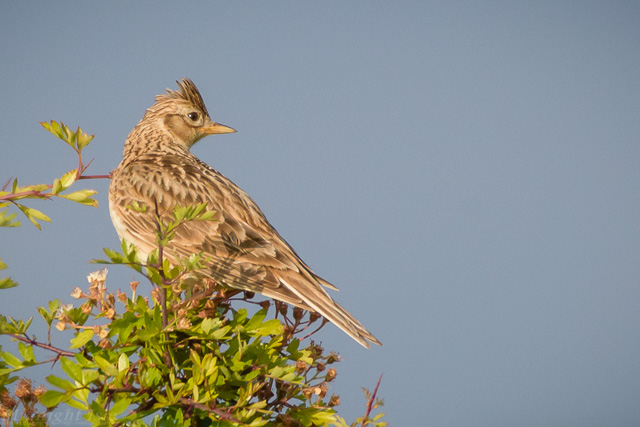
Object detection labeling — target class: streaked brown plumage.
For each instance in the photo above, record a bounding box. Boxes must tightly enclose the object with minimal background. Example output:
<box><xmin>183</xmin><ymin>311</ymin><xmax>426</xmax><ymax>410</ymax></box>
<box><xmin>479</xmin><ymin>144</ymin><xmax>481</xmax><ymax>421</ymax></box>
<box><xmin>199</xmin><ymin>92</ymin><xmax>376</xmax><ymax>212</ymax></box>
<box><xmin>108</xmin><ymin>78</ymin><xmax>381</xmax><ymax>348</ymax></box>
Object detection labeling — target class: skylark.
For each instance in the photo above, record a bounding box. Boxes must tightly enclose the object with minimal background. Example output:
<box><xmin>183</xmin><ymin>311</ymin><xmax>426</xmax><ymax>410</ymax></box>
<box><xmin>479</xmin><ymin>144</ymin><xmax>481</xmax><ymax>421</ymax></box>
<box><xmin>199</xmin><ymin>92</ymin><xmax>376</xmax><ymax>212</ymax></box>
<box><xmin>108</xmin><ymin>79</ymin><xmax>381</xmax><ymax>348</ymax></box>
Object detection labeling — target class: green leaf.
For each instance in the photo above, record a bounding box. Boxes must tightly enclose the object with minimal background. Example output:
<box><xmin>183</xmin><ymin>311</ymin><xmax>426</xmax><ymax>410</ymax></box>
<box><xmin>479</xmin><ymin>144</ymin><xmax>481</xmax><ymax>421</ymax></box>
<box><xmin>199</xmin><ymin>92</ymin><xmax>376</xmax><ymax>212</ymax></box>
<box><xmin>122</xmin><ymin>240</ymin><xmax>141</xmax><ymax>264</ymax></box>
<box><xmin>234</xmin><ymin>309</ymin><xmax>248</xmax><ymax>325</ymax></box>
<box><xmin>94</xmin><ymin>355</ymin><xmax>119</xmax><ymax>377</ymax></box>
<box><xmin>0</xmin><ymin>277</ymin><xmax>18</xmax><ymax>289</ymax></box>
<box><xmin>117</xmin><ymin>353</ymin><xmax>129</xmax><ymax>372</ymax></box>
<box><xmin>0</xmin><ymin>209</ymin><xmax>21</xmax><ymax>227</ymax></box>
<box><xmin>59</xmin><ymin>169</ymin><xmax>78</xmax><ymax>191</ymax></box>
<box><xmin>100</xmin><ymin>247</ymin><xmax>125</xmax><ymax>264</ymax></box>
<box><xmin>251</xmin><ymin>319</ymin><xmax>282</xmax><ymax>336</ymax></box>
<box><xmin>62</xmin><ymin>189</ymin><xmax>98</xmax><ymax>206</ymax></box>
<box><xmin>23</xmin><ymin>316</ymin><xmax>33</xmax><ymax>332</ymax></box>
<box><xmin>25</xmin><ymin>183</ymin><xmax>50</xmax><ymax>193</ymax></box>
<box><xmin>62</xmin><ymin>123</ymin><xmax>75</xmax><ymax>147</ymax></box>
<box><xmin>66</xmin><ymin>395</ymin><xmax>87</xmax><ymax>410</ymax></box>
<box><xmin>17</xmin><ymin>342</ymin><xmax>35</xmax><ymax>363</ymax></box>
<box><xmin>245</xmin><ymin>309</ymin><xmax>267</xmax><ymax>331</ymax></box>
<box><xmin>41</xmin><ymin>121</ymin><xmax>63</xmax><ymax>140</ymax></box>
<box><xmin>90</xmin><ymin>400</ymin><xmax>107</xmax><ymax>417</ymax></box>
<box><xmin>295</xmin><ymin>407</ymin><xmax>338</xmax><ymax>426</ymax></box>
<box><xmin>17</xmin><ymin>204</ymin><xmax>51</xmax><ymax>230</ymax></box>
<box><xmin>64</xmin><ymin>306</ymin><xmax>89</xmax><ymax>326</ymax></box>
<box><xmin>51</xmin><ymin>178</ymin><xmax>63</xmax><ymax>195</ymax></box>
<box><xmin>126</xmin><ymin>201</ymin><xmax>148</xmax><ymax>213</ymax></box>
<box><xmin>60</xmin><ymin>356</ymin><xmax>82</xmax><ymax>382</ymax></box>
<box><xmin>372</xmin><ymin>411</ymin><xmax>386</xmax><ymax>422</ymax></box>
<box><xmin>46</xmin><ymin>374</ymin><xmax>76</xmax><ymax>391</ymax></box>
<box><xmin>81</xmin><ymin>369</ymin><xmax>99</xmax><ymax>385</ymax></box>
<box><xmin>200</xmin><ymin>317</ymin><xmax>220</xmax><ymax>335</ymax></box>
<box><xmin>1</xmin><ymin>351</ymin><xmax>23</xmax><ymax>368</ymax></box>
<box><xmin>75</xmin><ymin>127</ymin><xmax>94</xmax><ymax>151</ymax></box>
<box><xmin>40</xmin><ymin>390</ymin><xmax>66</xmax><ymax>408</ymax></box>
<box><xmin>49</xmin><ymin>299</ymin><xmax>61</xmax><ymax>314</ymax></box>
<box><xmin>110</xmin><ymin>396</ymin><xmax>131</xmax><ymax>416</ymax></box>
<box><xmin>72</xmin><ymin>386</ymin><xmax>90</xmax><ymax>405</ymax></box>
<box><xmin>38</xmin><ymin>300</ymin><xmax>59</xmax><ymax>325</ymax></box>
<box><xmin>27</xmin><ymin>207</ymin><xmax>51</xmax><ymax>222</ymax></box>
<box><xmin>140</xmin><ymin>366</ymin><xmax>162</xmax><ymax>388</ymax></box>
<box><xmin>209</xmin><ymin>325</ymin><xmax>231</xmax><ymax>340</ymax></box>
<box><xmin>70</xmin><ymin>329</ymin><xmax>94</xmax><ymax>349</ymax></box>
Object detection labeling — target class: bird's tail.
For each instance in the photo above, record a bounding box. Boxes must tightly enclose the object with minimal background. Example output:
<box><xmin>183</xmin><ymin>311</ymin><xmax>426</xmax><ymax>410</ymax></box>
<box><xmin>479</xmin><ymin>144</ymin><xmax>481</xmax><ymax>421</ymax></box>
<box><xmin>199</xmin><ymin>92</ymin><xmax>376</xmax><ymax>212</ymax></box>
<box><xmin>279</xmin><ymin>277</ymin><xmax>382</xmax><ymax>348</ymax></box>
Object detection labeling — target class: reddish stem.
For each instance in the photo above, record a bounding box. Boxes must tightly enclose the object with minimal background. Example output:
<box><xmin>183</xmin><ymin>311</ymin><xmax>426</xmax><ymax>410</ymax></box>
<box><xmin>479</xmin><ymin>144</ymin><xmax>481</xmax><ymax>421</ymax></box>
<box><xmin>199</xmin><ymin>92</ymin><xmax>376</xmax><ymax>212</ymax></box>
<box><xmin>362</xmin><ymin>374</ymin><xmax>383</xmax><ymax>426</ymax></box>
<box><xmin>79</xmin><ymin>174</ymin><xmax>111</xmax><ymax>180</ymax></box>
<box><xmin>0</xmin><ymin>189</ymin><xmax>53</xmax><ymax>202</ymax></box>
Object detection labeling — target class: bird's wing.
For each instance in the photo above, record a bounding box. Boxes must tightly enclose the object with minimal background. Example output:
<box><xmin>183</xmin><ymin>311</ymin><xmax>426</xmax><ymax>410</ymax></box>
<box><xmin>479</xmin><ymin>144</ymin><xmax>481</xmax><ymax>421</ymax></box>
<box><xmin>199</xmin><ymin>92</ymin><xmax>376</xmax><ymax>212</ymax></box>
<box><xmin>110</xmin><ymin>156</ymin><xmax>331</xmax><ymax>302</ymax></box>
<box><xmin>110</xmin><ymin>155</ymin><xmax>380</xmax><ymax>347</ymax></box>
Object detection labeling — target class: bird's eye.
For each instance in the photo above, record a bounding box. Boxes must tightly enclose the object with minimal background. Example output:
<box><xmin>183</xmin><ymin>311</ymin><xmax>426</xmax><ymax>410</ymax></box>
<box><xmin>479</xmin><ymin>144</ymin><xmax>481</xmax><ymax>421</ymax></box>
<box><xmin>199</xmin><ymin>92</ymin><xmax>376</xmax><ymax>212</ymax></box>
<box><xmin>187</xmin><ymin>112</ymin><xmax>199</xmax><ymax>121</ymax></box>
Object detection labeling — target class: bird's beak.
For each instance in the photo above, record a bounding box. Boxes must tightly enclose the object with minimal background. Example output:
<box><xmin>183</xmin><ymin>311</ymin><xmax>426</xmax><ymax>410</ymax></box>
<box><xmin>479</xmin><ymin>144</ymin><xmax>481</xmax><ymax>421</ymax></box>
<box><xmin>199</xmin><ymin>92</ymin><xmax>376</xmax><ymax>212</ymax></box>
<box><xmin>200</xmin><ymin>122</ymin><xmax>236</xmax><ymax>135</ymax></box>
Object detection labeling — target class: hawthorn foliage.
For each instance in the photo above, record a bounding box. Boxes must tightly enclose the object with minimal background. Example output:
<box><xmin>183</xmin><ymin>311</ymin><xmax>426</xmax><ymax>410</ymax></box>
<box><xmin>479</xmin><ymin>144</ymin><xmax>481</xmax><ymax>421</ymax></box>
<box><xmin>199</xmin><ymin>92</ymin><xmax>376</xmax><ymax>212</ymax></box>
<box><xmin>0</xmin><ymin>122</ymin><xmax>385</xmax><ymax>426</ymax></box>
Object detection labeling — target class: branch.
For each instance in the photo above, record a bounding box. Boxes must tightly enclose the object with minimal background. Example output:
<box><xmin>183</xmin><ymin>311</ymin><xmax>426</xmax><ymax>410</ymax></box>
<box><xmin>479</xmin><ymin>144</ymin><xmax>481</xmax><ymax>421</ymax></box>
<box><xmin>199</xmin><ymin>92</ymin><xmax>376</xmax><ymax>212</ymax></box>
<box><xmin>178</xmin><ymin>398</ymin><xmax>241</xmax><ymax>423</ymax></box>
<box><xmin>114</xmin><ymin>398</ymin><xmax>158</xmax><ymax>427</ymax></box>
<box><xmin>8</xmin><ymin>333</ymin><xmax>76</xmax><ymax>358</ymax></box>
<box><xmin>0</xmin><ymin>188</ymin><xmax>53</xmax><ymax>202</ymax></box>
<box><xmin>106</xmin><ymin>385</ymin><xmax>141</xmax><ymax>394</ymax></box>
<box><xmin>0</xmin><ymin>170</ymin><xmax>110</xmax><ymax>202</ymax></box>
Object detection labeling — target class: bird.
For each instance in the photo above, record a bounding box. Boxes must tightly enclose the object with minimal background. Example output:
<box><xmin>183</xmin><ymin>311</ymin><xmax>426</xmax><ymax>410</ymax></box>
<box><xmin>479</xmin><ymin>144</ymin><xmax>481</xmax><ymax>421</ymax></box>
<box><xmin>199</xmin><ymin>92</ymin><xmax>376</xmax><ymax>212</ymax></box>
<box><xmin>108</xmin><ymin>78</ymin><xmax>381</xmax><ymax>348</ymax></box>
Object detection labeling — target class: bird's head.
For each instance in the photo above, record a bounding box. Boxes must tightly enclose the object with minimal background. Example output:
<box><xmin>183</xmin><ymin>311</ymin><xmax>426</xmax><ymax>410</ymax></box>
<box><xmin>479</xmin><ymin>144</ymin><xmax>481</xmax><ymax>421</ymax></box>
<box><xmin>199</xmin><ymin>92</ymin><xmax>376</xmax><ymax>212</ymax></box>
<box><xmin>135</xmin><ymin>78</ymin><xmax>236</xmax><ymax>151</ymax></box>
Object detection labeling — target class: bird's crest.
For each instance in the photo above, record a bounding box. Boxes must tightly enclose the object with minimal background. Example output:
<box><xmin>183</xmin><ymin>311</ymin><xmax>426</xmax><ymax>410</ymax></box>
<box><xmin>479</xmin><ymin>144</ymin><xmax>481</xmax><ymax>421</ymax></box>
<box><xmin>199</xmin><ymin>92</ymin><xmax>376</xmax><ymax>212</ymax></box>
<box><xmin>155</xmin><ymin>78</ymin><xmax>210</xmax><ymax>117</ymax></box>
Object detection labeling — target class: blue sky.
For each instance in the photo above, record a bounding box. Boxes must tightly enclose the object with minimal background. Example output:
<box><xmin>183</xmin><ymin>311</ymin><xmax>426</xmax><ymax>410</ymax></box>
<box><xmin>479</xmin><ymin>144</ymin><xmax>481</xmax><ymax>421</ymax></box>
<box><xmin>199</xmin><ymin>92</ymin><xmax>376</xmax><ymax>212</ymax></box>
<box><xmin>1</xmin><ymin>2</ymin><xmax>640</xmax><ymax>425</ymax></box>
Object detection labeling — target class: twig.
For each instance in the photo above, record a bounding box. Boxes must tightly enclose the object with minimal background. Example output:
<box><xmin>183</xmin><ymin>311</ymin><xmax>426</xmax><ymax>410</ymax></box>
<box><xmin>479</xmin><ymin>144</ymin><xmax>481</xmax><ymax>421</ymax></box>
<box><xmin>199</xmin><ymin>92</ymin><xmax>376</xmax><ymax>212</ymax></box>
<box><xmin>301</xmin><ymin>318</ymin><xmax>328</xmax><ymax>341</ymax></box>
<box><xmin>78</xmin><ymin>174</ymin><xmax>111</xmax><ymax>180</ymax></box>
<box><xmin>1</xmin><ymin>178</ymin><xmax>12</xmax><ymax>191</ymax></box>
<box><xmin>153</xmin><ymin>199</ymin><xmax>169</xmax><ymax>331</ymax></box>
<box><xmin>76</xmin><ymin>151</ymin><xmax>84</xmax><ymax>179</ymax></box>
<box><xmin>361</xmin><ymin>374</ymin><xmax>383</xmax><ymax>426</ymax></box>
<box><xmin>153</xmin><ymin>199</ymin><xmax>173</xmax><ymax>370</ymax></box>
